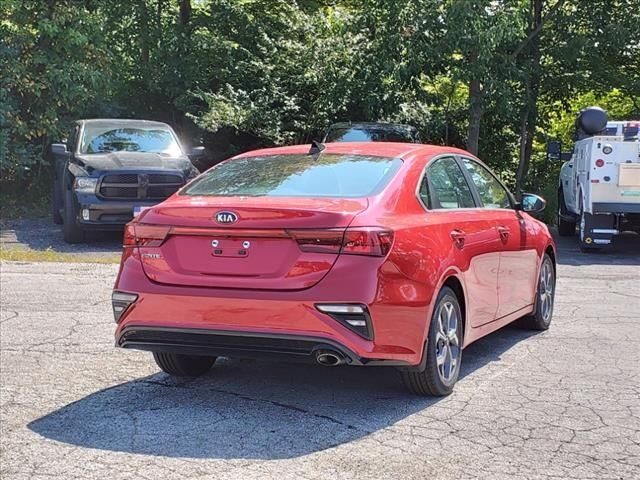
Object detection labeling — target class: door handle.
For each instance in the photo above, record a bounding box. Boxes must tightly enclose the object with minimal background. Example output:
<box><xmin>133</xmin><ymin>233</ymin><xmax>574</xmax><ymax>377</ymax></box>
<box><xmin>497</xmin><ymin>225</ymin><xmax>510</xmax><ymax>240</ymax></box>
<box><xmin>450</xmin><ymin>229</ymin><xmax>466</xmax><ymax>248</ymax></box>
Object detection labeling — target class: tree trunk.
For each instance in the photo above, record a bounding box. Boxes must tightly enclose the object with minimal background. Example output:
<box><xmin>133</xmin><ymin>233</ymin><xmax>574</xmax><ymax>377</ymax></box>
<box><xmin>138</xmin><ymin>1</ymin><xmax>150</xmax><ymax>67</ymax></box>
<box><xmin>516</xmin><ymin>0</ymin><xmax>543</xmax><ymax>196</ymax></box>
<box><xmin>467</xmin><ymin>78</ymin><xmax>482</xmax><ymax>155</ymax></box>
<box><xmin>179</xmin><ymin>0</ymin><xmax>191</xmax><ymax>27</ymax></box>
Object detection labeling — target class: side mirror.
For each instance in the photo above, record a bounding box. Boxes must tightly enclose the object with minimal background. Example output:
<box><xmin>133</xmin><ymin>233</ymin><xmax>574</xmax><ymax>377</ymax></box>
<box><xmin>189</xmin><ymin>146</ymin><xmax>206</xmax><ymax>158</ymax></box>
<box><xmin>519</xmin><ymin>193</ymin><xmax>546</xmax><ymax>214</ymax></box>
<box><xmin>546</xmin><ymin>140</ymin><xmax>562</xmax><ymax>161</ymax></box>
<box><xmin>51</xmin><ymin>143</ymin><xmax>68</xmax><ymax>156</ymax></box>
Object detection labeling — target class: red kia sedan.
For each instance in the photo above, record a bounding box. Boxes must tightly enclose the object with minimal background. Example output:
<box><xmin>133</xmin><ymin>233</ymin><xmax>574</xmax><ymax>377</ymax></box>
<box><xmin>112</xmin><ymin>142</ymin><xmax>556</xmax><ymax>396</ymax></box>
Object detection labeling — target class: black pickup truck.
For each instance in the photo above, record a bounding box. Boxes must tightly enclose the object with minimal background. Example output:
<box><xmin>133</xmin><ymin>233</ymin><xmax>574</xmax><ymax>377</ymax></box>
<box><xmin>51</xmin><ymin>119</ymin><xmax>203</xmax><ymax>243</ymax></box>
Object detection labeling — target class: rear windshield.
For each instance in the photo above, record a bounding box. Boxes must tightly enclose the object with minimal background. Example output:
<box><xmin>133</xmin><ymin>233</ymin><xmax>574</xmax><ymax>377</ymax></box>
<box><xmin>183</xmin><ymin>153</ymin><xmax>402</xmax><ymax>198</ymax></box>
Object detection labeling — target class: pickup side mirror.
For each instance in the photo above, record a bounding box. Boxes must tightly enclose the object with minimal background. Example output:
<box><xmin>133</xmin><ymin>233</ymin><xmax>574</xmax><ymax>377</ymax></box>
<box><xmin>189</xmin><ymin>146</ymin><xmax>206</xmax><ymax>158</ymax></box>
<box><xmin>518</xmin><ymin>193</ymin><xmax>546</xmax><ymax>214</ymax></box>
<box><xmin>51</xmin><ymin>143</ymin><xmax>68</xmax><ymax>156</ymax></box>
<box><xmin>546</xmin><ymin>140</ymin><xmax>562</xmax><ymax>161</ymax></box>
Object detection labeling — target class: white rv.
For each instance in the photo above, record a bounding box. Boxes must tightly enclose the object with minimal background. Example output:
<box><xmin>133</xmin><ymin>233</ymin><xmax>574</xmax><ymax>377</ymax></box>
<box><xmin>556</xmin><ymin>110</ymin><xmax>640</xmax><ymax>251</ymax></box>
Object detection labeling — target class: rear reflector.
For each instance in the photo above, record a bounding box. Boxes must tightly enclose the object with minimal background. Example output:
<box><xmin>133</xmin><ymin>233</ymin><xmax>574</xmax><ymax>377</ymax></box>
<box><xmin>290</xmin><ymin>228</ymin><xmax>393</xmax><ymax>257</ymax></box>
<box><xmin>316</xmin><ymin>304</ymin><xmax>365</xmax><ymax>314</ymax></box>
<box><xmin>112</xmin><ymin>291</ymin><xmax>138</xmax><ymax>323</ymax></box>
<box><xmin>315</xmin><ymin>303</ymin><xmax>373</xmax><ymax>339</ymax></box>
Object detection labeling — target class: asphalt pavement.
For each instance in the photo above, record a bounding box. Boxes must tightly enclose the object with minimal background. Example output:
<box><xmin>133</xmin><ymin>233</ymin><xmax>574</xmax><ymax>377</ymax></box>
<box><xmin>1</xmin><ymin>231</ymin><xmax>639</xmax><ymax>479</ymax></box>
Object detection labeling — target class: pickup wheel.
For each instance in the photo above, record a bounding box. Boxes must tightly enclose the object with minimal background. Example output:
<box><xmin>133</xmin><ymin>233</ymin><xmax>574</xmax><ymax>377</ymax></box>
<box><xmin>557</xmin><ymin>189</ymin><xmax>575</xmax><ymax>236</ymax></box>
<box><xmin>52</xmin><ymin>195</ymin><xmax>63</xmax><ymax>225</ymax></box>
<box><xmin>52</xmin><ymin>179</ymin><xmax>63</xmax><ymax>225</ymax></box>
<box><xmin>558</xmin><ymin>216</ymin><xmax>575</xmax><ymax>236</ymax></box>
<box><xmin>63</xmin><ymin>188</ymin><xmax>85</xmax><ymax>244</ymax></box>
<box><xmin>153</xmin><ymin>352</ymin><xmax>217</xmax><ymax>377</ymax></box>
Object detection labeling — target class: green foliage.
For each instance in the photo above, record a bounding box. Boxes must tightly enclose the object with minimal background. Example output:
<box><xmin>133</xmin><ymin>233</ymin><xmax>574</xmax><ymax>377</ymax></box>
<box><xmin>2</xmin><ymin>1</ymin><xmax>114</xmax><ymax>177</ymax></box>
<box><xmin>1</xmin><ymin>0</ymin><xmax>639</xmax><ymax>219</ymax></box>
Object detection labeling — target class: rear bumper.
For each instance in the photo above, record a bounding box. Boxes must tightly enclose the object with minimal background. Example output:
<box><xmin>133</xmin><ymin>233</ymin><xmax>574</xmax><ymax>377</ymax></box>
<box><xmin>113</xmin><ymin>251</ymin><xmax>431</xmax><ymax>366</ymax></box>
<box><xmin>592</xmin><ymin>202</ymin><xmax>640</xmax><ymax>214</ymax></box>
<box><xmin>116</xmin><ymin>326</ymin><xmax>411</xmax><ymax>366</ymax></box>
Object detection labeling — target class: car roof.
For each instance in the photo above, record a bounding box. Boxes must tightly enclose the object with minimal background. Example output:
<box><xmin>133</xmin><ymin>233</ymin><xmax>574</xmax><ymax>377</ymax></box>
<box><xmin>235</xmin><ymin>142</ymin><xmax>470</xmax><ymax>162</ymax></box>
<box><xmin>77</xmin><ymin>118</ymin><xmax>171</xmax><ymax>129</ymax></box>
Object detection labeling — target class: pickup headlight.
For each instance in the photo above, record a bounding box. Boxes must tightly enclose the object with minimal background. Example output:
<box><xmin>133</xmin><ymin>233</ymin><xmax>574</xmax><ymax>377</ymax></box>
<box><xmin>73</xmin><ymin>177</ymin><xmax>98</xmax><ymax>193</ymax></box>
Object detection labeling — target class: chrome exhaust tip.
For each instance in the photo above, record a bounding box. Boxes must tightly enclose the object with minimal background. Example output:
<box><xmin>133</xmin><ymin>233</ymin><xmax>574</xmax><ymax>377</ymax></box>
<box><xmin>315</xmin><ymin>350</ymin><xmax>345</xmax><ymax>367</ymax></box>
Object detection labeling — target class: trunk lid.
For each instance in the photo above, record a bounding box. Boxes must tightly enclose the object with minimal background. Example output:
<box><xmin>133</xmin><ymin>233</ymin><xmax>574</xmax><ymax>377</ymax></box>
<box><xmin>136</xmin><ymin>196</ymin><xmax>368</xmax><ymax>290</ymax></box>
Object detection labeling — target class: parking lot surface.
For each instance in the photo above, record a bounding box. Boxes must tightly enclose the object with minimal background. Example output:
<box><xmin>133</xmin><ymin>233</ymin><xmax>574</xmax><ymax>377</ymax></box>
<box><xmin>1</xmin><ymin>234</ymin><xmax>640</xmax><ymax>479</ymax></box>
<box><xmin>0</xmin><ymin>218</ymin><xmax>121</xmax><ymax>258</ymax></box>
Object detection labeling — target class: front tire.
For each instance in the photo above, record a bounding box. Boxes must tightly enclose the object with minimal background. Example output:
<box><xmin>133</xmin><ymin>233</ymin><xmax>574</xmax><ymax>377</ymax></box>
<box><xmin>557</xmin><ymin>189</ymin><xmax>576</xmax><ymax>236</ymax></box>
<box><xmin>63</xmin><ymin>188</ymin><xmax>85</xmax><ymax>244</ymax></box>
<box><xmin>400</xmin><ymin>287</ymin><xmax>463</xmax><ymax>396</ymax></box>
<box><xmin>153</xmin><ymin>352</ymin><xmax>217</xmax><ymax>377</ymax></box>
<box><xmin>518</xmin><ymin>254</ymin><xmax>555</xmax><ymax>330</ymax></box>
<box><xmin>52</xmin><ymin>182</ymin><xmax>63</xmax><ymax>225</ymax></box>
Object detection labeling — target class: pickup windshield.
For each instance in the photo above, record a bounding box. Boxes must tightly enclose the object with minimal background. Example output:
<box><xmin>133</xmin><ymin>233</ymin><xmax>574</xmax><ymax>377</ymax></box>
<box><xmin>183</xmin><ymin>153</ymin><xmax>402</xmax><ymax>198</ymax></box>
<box><xmin>80</xmin><ymin>126</ymin><xmax>182</xmax><ymax>156</ymax></box>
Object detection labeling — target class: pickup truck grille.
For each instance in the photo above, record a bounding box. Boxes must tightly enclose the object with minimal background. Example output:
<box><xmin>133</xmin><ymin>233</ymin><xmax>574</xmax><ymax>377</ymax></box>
<box><xmin>99</xmin><ymin>173</ymin><xmax>184</xmax><ymax>200</ymax></box>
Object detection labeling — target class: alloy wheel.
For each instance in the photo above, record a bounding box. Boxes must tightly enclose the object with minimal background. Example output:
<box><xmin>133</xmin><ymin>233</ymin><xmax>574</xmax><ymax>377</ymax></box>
<box><xmin>434</xmin><ymin>301</ymin><xmax>460</xmax><ymax>384</ymax></box>
<box><xmin>538</xmin><ymin>260</ymin><xmax>554</xmax><ymax>324</ymax></box>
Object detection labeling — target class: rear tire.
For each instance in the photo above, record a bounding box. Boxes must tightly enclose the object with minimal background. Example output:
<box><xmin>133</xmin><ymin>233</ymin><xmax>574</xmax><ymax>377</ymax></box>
<box><xmin>153</xmin><ymin>352</ymin><xmax>216</xmax><ymax>377</ymax></box>
<box><xmin>578</xmin><ymin>206</ymin><xmax>601</xmax><ymax>253</ymax></box>
<box><xmin>63</xmin><ymin>188</ymin><xmax>85</xmax><ymax>244</ymax></box>
<box><xmin>558</xmin><ymin>216</ymin><xmax>576</xmax><ymax>236</ymax></box>
<box><xmin>400</xmin><ymin>286</ymin><xmax>462</xmax><ymax>396</ymax></box>
<box><xmin>518</xmin><ymin>254</ymin><xmax>555</xmax><ymax>330</ymax></box>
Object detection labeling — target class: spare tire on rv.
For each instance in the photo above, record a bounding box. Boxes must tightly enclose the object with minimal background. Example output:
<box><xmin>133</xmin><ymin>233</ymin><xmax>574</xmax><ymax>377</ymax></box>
<box><xmin>575</xmin><ymin>106</ymin><xmax>608</xmax><ymax>140</ymax></box>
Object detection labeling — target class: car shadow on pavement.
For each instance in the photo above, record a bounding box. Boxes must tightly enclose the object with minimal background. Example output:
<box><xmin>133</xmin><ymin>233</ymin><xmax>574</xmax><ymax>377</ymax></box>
<box><xmin>28</xmin><ymin>325</ymin><xmax>537</xmax><ymax>460</ymax></box>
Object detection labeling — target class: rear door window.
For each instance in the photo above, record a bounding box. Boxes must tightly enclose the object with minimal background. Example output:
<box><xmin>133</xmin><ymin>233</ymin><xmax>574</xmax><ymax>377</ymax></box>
<box><xmin>461</xmin><ymin>158</ymin><xmax>512</xmax><ymax>209</ymax></box>
<box><xmin>421</xmin><ymin>157</ymin><xmax>476</xmax><ymax>209</ymax></box>
<box><xmin>183</xmin><ymin>154</ymin><xmax>402</xmax><ymax>198</ymax></box>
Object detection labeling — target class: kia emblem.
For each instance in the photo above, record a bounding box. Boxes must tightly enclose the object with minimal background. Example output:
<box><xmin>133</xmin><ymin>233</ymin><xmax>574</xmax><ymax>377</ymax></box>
<box><xmin>215</xmin><ymin>211</ymin><xmax>238</xmax><ymax>225</ymax></box>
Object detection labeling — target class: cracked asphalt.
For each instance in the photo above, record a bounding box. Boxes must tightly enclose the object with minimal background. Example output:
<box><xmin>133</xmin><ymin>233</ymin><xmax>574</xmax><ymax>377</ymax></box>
<box><xmin>1</xmin><ymin>233</ymin><xmax>639</xmax><ymax>479</ymax></box>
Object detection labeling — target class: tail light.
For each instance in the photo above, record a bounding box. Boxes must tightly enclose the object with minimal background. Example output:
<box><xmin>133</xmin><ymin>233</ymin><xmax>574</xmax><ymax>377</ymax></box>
<box><xmin>595</xmin><ymin>159</ymin><xmax>605</xmax><ymax>167</ymax></box>
<box><xmin>290</xmin><ymin>228</ymin><xmax>394</xmax><ymax>257</ymax></box>
<box><xmin>123</xmin><ymin>223</ymin><xmax>170</xmax><ymax>247</ymax></box>
<box><xmin>342</xmin><ymin>229</ymin><xmax>393</xmax><ymax>256</ymax></box>
<box><xmin>287</xmin><ymin>229</ymin><xmax>343</xmax><ymax>254</ymax></box>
